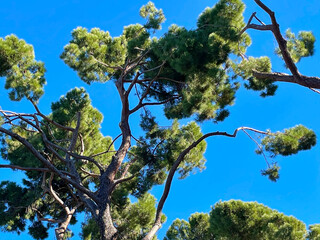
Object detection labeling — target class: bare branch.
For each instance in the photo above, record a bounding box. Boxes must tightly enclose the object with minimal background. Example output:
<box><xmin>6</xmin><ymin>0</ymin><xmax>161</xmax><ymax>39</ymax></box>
<box><xmin>240</xmin><ymin>12</ymin><xmax>257</xmax><ymax>35</ymax></box>
<box><xmin>33</xmin><ymin>207</ymin><xmax>61</xmax><ymax>223</ymax></box>
<box><xmin>79</xmin><ymin>133</ymin><xmax>85</xmax><ymax>155</ymax></box>
<box><xmin>118</xmin><ymin>157</ymin><xmax>138</xmax><ymax>180</ymax></box>
<box><xmin>245</xmin><ymin>24</ymin><xmax>273</xmax><ymax>32</ymax></box>
<box><xmin>123</xmin><ymin>78</ymin><xmax>152</xmax><ymax>83</ymax></box>
<box><xmin>239</xmin><ymin>1</ymin><xmax>320</xmax><ymax>91</ymax></box>
<box><xmin>48</xmin><ymin>173</ymin><xmax>70</xmax><ymax>212</ymax></box>
<box><xmin>252</xmin><ymin>71</ymin><xmax>320</xmax><ymax>89</ymax></box>
<box><xmin>44</xmin><ymin>139</ymin><xmax>104</xmax><ymax>172</ymax></box>
<box><xmin>254</xmin><ymin>0</ymin><xmax>300</xmax><ymax>80</ymax></box>
<box><xmin>158</xmin><ymin>77</ymin><xmax>187</xmax><ymax>85</ymax></box>
<box><xmin>29</xmin><ymin>99</ymin><xmax>75</xmax><ymax>132</ymax></box>
<box><xmin>140</xmin><ymin>63</ymin><xmax>164</xmax><ymax>75</ymax></box>
<box><xmin>0</xmin><ymin>126</ymin><xmax>97</xmax><ymax>202</ymax></box>
<box><xmin>80</xmin><ymin>167</ymin><xmax>100</xmax><ymax>178</ymax></box>
<box><xmin>309</xmin><ymin>88</ymin><xmax>320</xmax><ymax>94</ymax></box>
<box><xmin>125</xmin><ymin>71</ymin><xmax>141</xmax><ymax>98</ymax></box>
<box><xmin>143</xmin><ymin>126</ymin><xmax>270</xmax><ymax>240</ymax></box>
<box><xmin>90</xmin><ymin>133</ymin><xmax>122</xmax><ymax>158</ymax></box>
<box><xmin>130</xmin><ymin>96</ymin><xmax>178</xmax><ymax>115</ymax></box>
<box><xmin>0</xmin><ymin>164</ymin><xmax>75</xmax><ymax>177</ymax></box>
<box><xmin>0</xmin><ymin>164</ymin><xmax>49</xmax><ymax>172</ymax></box>
<box><xmin>90</xmin><ymin>54</ymin><xmax>123</xmax><ymax>71</ymax></box>
<box><xmin>127</xmin><ymin>49</ymin><xmax>150</xmax><ymax>66</ymax></box>
<box><xmin>135</xmin><ymin>61</ymin><xmax>166</xmax><ymax>102</ymax></box>
<box><xmin>242</xmin><ymin>129</ymin><xmax>270</xmax><ymax>168</ymax></box>
<box><xmin>114</xmin><ymin>174</ymin><xmax>136</xmax><ymax>186</ymax></box>
<box><xmin>1</xmin><ymin>110</ymin><xmax>41</xmax><ymax>132</ymax></box>
<box><xmin>244</xmin><ymin>0</ymin><xmax>320</xmax><ymax>92</ymax></box>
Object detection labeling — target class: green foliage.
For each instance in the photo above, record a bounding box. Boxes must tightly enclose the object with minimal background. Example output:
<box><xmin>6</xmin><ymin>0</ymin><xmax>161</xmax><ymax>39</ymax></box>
<box><xmin>210</xmin><ymin>200</ymin><xmax>306</xmax><ymax>240</ymax></box>
<box><xmin>81</xmin><ymin>218</ymin><xmax>100</xmax><ymax>240</ymax></box>
<box><xmin>1</xmin><ymin>87</ymin><xmax>113</xmax><ymax>180</ymax></box>
<box><xmin>122</xmin><ymin>24</ymin><xmax>151</xmax><ymax>59</ymax></box>
<box><xmin>164</xmin><ymin>219</ymin><xmax>190</xmax><ymax>240</ymax></box>
<box><xmin>116</xmin><ymin>193</ymin><xmax>158</xmax><ymax>239</ymax></box>
<box><xmin>128</xmin><ymin>116</ymin><xmax>206</xmax><ymax>196</ymax></box>
<box><xmin>82</xmin><ymin>194</ymin><xmax>161</xmax><ymax>240</ymax></box>
<box><xmin>60</xmin><ymin>0</ymin><xmax>251</xmax><ymax>122</ymax></box>
<box><xmin>275</xmin><ymin>29</ymin><xmax>316</xmax><ymax>63</ymax></box>
<box><xmin>140</xmin><ymin>2</ymin><xmax>166</xmax><ymax>30</ymax></box>
<box><xmin>0</xmin><ymin>181</ymin><xmax>40</xmax><ymax>234</ymax></box>
<box><xmin>164</xmin><ymin>213</ymin><xmax>213</xmax><ymax>240</ymax></box>
<box><xmin>197</xmin><ymin>0</ymin><xmax>247</xmax><ymax>43</ymax></box>
<box><xmin>259</xmin><ymin>125</ymin><xmax>316</xmax><ymax>157</ymax></box>
<box><xmin>0</xmin><ymin>35</ymin><xmax>46</xmax><ymax>101</ymax></box>
<box><xmin>234</xmin><ymin>56</ymin><xmax>277</xmax><ymax>97</ymax></box>
<box><xmin>61</xmin><ymin>2</ymin><xmax>165</xmax><ymax>85</ymax></box>
<box><xmin>308</xmin><ymin>224</ymin><xmax>320</xmax><ymax>240</ymax></box>
<box><xmin>1</xmin><ymin>125</ymin><xmax>44</xmax><ymax>174</ymax></box>
<box><xmin>50</xmin><ymin>87</ymin><xmax>114</xmax><ymax>184</ymax></box>
<box><xmin>144</xmin><ymin>0</ymin><xmax>248</xmax><ymax>121</ymax></box>
<box><xmin>261</xmin><ymin>164</ymin><xmax>280</xmax><ymax>182</ymax></box>
<box><xmin>61</xmin><ymin>27</ymin><xmax>126</xmax><ymax>84</ymax></box>
<box><xmin>0</xmin><ymin>87</ymin><xmax>114</xmax><ymax>237</ymax></box>
<box><xmin>166</xmin><ymin>200</ymin><xmax>307</xmax><ymax>240</ymax></box>
<box><xmin>28</xmin><ymin>221</ymin><xmax>49</xmax><ymax>240</ymax></box>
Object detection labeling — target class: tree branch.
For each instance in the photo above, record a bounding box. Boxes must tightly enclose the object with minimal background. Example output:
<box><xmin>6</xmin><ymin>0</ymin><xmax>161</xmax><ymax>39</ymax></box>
<box><xmin>113</xmin><ymin>174</ymin><xmax>136</xmax><ymax>186</ymax></box>
<box><xmin>242</xmin><ymin>0</ymin><xmax>320</xmax><ymax>91</ymax></box>
<box><xmin>90</xmin><ymin>133</ymin><xmax>122</xmax><ymax>159</ymax></box>
<box><xmin>29</xmin><ymin>99</ymin><xmax>75</xmax><ymax>132</ymax></box>
<box><xmin>89</xmin><ymin>54</ymin><xmax>123</xmax><ymax>71</ymax></box>
<box><xmin>252</xmin><ymin>70</ymin><xmax>320</xmax><ymax>89</ymax></box>
<box><xmin>239</xmin><ymin>12</ymin><xmax>272</xmax><ymax>35</ymax></box>
<box><xmin>254</xmin><ymin>0</ymin><xmax>300</xmax><ymax>79</ymax></box>
<box><xmin>0</xmin><ymin>164</ymin><xmax>75</xmax><ymax>177</ymax></box>
<box><xmin>0</xmin><ymin>126</ymin><xmax>98</xmax><ymax>202</ymax></box>
<box><xmin>44</xmin><ymin>138</ymin><xmax>104</xmax><ymax>172</ymax></box>
<box><xmin>129</xmin><ymin>96</ymin><xmax>178</xmax><ymax>115</ymax></box>
<box><xmin>143</xmin><ymin>126</ymin><xmax>270</xmax><ymax>240</ymax></box>
<box><xmin>125</xmin><ymin>72</ymin><xmax>141</xmax><ymax>98</ymax></box>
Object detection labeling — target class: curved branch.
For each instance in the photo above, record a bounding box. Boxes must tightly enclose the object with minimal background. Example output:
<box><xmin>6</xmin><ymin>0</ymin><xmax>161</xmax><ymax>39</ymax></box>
<box><xmin>143</xmin><ymin>126</ymin><xmax>270</xmax><ymax>240</ymax></box>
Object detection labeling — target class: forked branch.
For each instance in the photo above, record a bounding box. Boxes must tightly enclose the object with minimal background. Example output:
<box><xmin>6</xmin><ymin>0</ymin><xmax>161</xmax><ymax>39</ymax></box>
<box><xmin>241</xmin><ymin>0</ymin><xmax>320</xmax><ymax>90</ymax></box>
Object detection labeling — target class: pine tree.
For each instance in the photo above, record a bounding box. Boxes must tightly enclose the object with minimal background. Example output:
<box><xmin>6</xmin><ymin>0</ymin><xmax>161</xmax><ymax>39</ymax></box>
<box><xmin>0</xmin><ymin>0</ymin><xmax>318</xmax><ymax>239</ymax></box>
<box><xmin>165</xmin><ymin>200</ymin><xmax>309</xmax><ymax>240</ymax></box>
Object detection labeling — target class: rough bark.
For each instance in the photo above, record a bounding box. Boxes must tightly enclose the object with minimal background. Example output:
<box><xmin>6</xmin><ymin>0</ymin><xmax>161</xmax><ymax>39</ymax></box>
<box><xmin>96</xmin><ymin>71</ymin><xmax>133</xmax><ymax>240</ymax></box>
<box><xmin>98</xmin><ymin>201</ymin><xmax>117</xmax><ymax>240</ymax></box>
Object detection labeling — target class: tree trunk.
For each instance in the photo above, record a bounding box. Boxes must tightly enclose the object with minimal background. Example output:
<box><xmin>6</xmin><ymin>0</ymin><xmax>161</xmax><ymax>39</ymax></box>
<box><xmin>98</xmin><ymin>202</ymin><xmax>117</xmax><ymax>240</ymax></box>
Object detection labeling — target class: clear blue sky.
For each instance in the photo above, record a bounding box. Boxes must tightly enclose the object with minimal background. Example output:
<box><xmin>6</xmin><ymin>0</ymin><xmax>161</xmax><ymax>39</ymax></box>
<box><xmin>0</xmin><ymin>0</ymin><xmax>320</xmax><ymax>239</ymax></box>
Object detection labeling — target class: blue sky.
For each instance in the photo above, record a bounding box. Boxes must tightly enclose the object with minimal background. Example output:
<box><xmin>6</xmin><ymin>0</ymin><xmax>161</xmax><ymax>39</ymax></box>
<box><xmin>0</xmin><ymin>0</ymin><xmax>320</xmax><ymax>239</ymax></box>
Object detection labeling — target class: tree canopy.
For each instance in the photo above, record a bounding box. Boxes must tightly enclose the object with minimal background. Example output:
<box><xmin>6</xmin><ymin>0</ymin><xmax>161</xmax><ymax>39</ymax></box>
<box><xmin>165</xmin><ymin>200</ymin><xmax>320</xmax><ymax>240</ymax></box>
<box><xmin>0</xmin><ymin>0</ymin><xmax>319</xmax><ymax>239</ymax></box>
